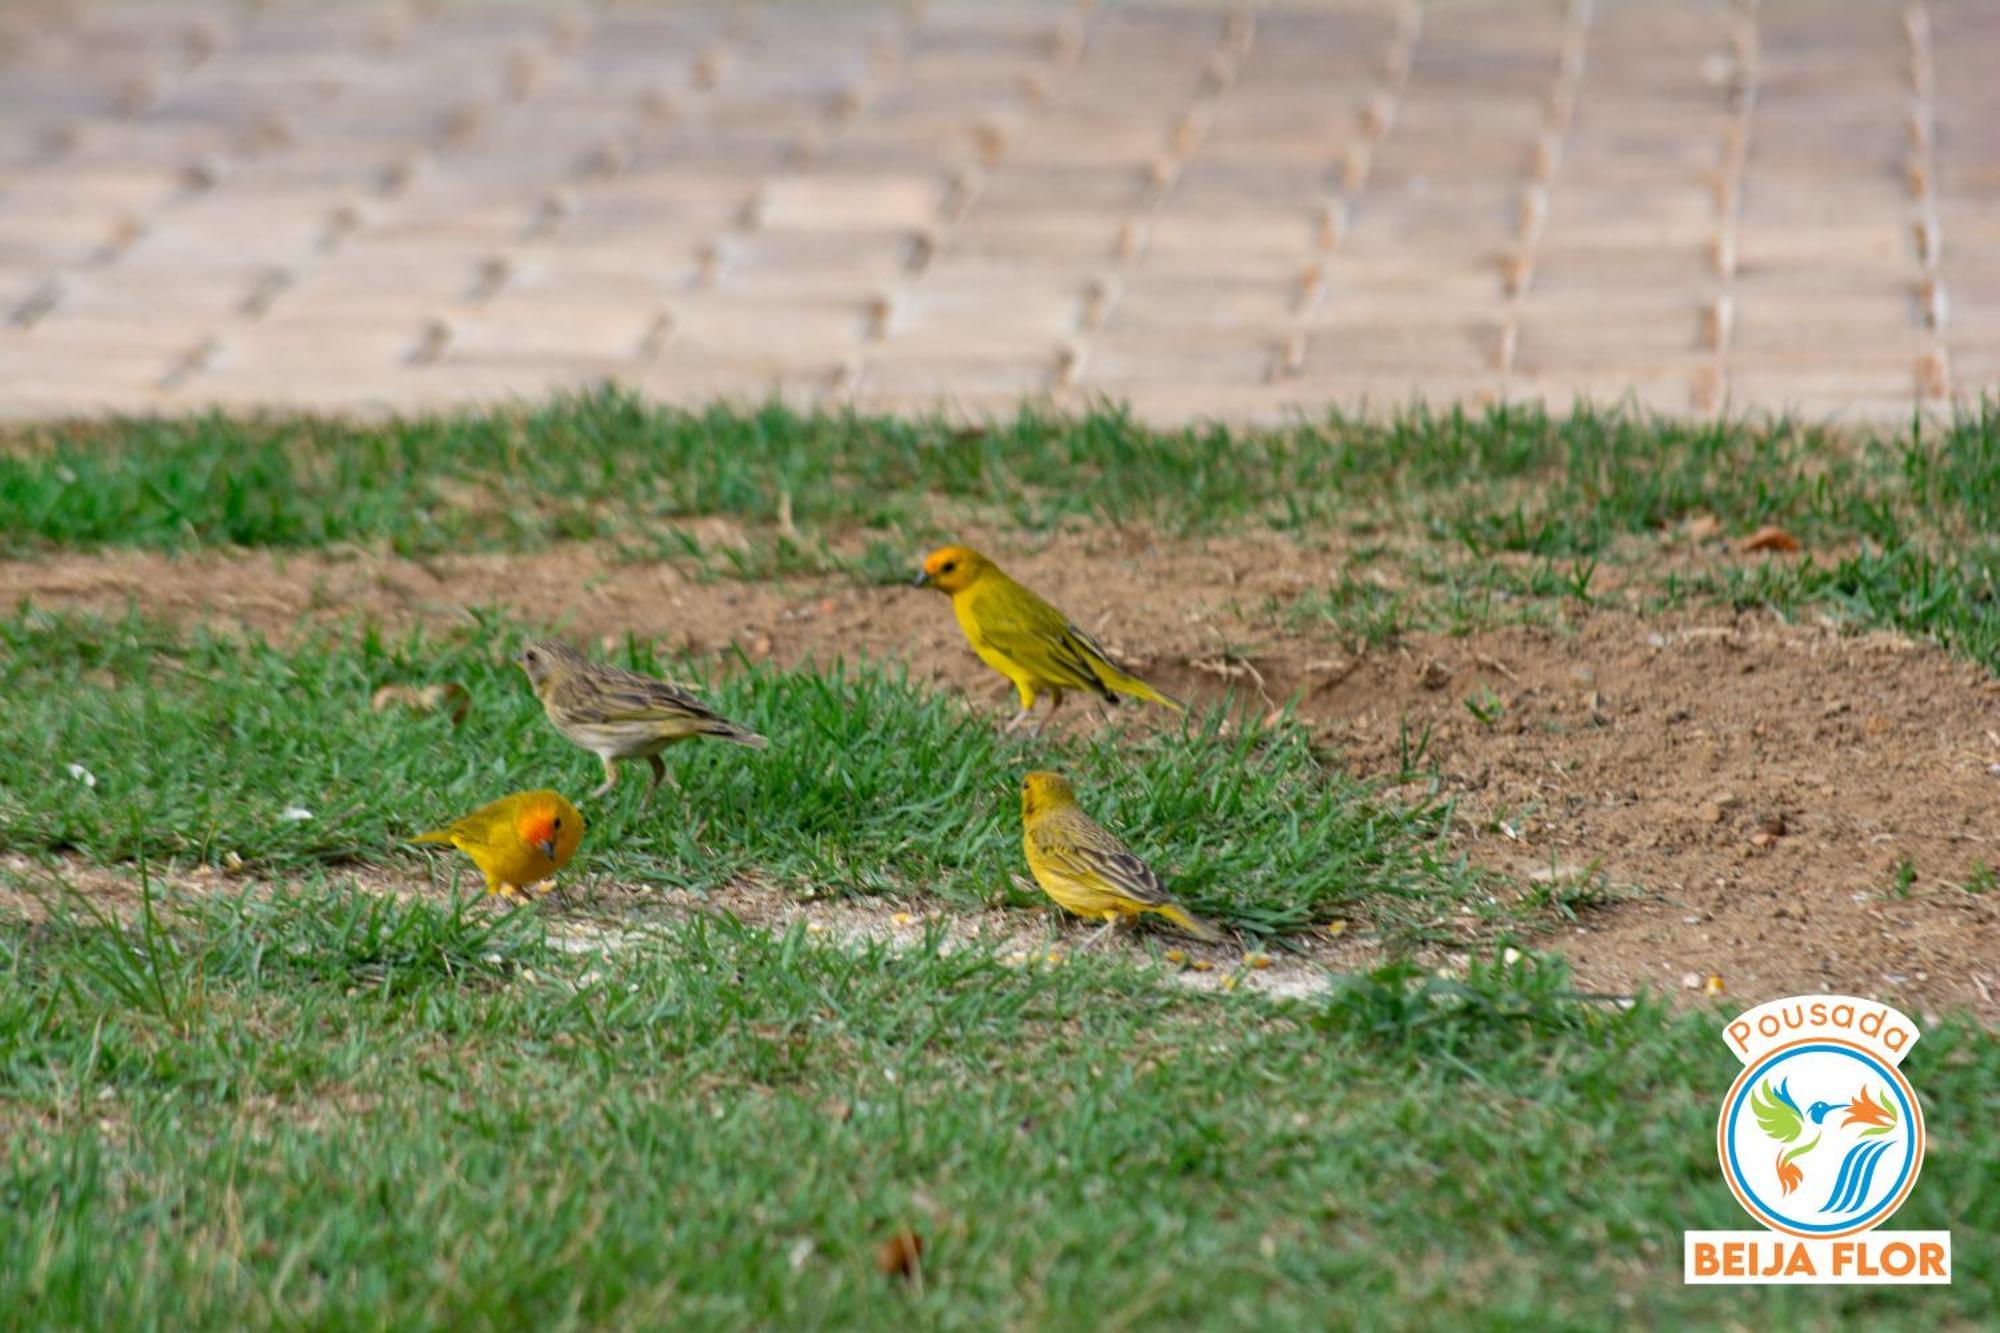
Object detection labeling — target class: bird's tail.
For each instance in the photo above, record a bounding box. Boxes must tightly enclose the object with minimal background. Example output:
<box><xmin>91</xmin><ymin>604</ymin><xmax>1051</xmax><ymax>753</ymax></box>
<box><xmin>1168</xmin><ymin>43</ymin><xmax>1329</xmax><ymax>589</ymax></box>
<box><xmin>706</xmin><ymin>721</ymin><xmax>769</xmax><ymax>750</ymax></box>
<box><xmin>1152</xmin><ymin>902</ymin><xmax>1224</xmax><ymax>942</ymax></box>
<box><xmin>1107</xmin><ymin>669</ymin><xmax>1186</xmax><ymax>714</ymax></box>
<box><xmin>409</xmin><ymin>828</ymin><xmax>456</xmax><ymax>846</ymax></box>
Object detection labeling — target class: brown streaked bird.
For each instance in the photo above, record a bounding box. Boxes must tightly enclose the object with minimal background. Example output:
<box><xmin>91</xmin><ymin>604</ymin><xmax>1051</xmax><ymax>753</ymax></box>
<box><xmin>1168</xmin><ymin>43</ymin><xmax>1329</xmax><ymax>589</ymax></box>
<box><xmin>515</xmin><ymin>639</ymin><xmax>767</xmax><ymax>804</ymax></box>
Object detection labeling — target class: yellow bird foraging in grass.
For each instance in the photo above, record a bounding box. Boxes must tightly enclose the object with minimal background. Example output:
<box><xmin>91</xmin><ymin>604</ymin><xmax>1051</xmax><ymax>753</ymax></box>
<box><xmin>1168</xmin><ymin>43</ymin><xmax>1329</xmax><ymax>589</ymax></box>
<box><xmin>412</xmin><ymin>789</ymin><xmax>584</xmax><ymax>899</ymax></box>
<box><xmin>517</xmin><ymin>639</ymin><xmax>768</xmax><ymax>803</ymax></box>
<box><xmin>1020</xmin><ymin>770</ymin><xmax>1222</xmax><ymax>947</ymax></box>
<box><xmin>915</xmin><ymin>545</ymin><xmax>1183</xmax><ymax>734</ymax></box>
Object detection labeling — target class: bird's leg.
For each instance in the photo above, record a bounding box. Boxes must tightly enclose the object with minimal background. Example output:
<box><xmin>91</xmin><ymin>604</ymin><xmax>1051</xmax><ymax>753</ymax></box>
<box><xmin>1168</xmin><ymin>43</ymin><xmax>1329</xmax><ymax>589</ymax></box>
<box><xmin>1079</xmin><ymin>917</ymin><xmax>1121</xmax><ymax>952</ymax></box>
<box><xmin>591</xmin><ymin>755</ymin><xmax>619</xmax><ymax>800</ymax></box>
<box><xmin>638</xmin><ymin>754</ymin><xmax>676</xmax><ymax>810</ymax></box>
<box><xmin>1003</xmin><ymin>699</ymin><xmax>1036</xmax><ymax>733</ymax></box>
<box><xmin>1029</xmin><ymin>690</ymin><xmax>1064</xmax><ymax>738</ymax></box>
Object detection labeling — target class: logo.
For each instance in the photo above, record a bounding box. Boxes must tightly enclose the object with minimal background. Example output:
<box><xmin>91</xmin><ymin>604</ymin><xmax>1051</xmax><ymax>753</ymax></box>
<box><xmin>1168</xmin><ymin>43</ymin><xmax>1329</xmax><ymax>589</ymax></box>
<box><xmin>1685</xmin><ymin>995</ymin><xmax>1950</xmax><ymax>1285</ymax></box>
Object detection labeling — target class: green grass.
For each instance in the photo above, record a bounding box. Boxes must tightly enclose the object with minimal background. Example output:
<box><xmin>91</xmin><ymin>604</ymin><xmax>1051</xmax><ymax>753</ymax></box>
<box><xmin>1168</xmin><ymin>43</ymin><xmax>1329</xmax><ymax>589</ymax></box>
<box><xmin>6</xmin><ymin>398</ymin><xmax>1999</xmax><ymax>1328</ymax></box>
<box><xmin>1645</xmin><ymin>547</ymin><xmax>2000</xmax><ymax>672</ymax></box>
<box><xmin>8</xmin><ymin>390</ymin><xmax>1994</xmax><ymax>672</ymax></box>
<box><xmin>0</xmin><ymin>609</ymin><xmax>1489</xmax><ymax>945</ymax></box>
<box><xmin>0</xmin><ymin>392</ymin><xmax>1376</xmax><ymax>557</ymax></box>
<box><xmin>1</xmin><ymin>884</ymin><xmax>1992</xmax><ymax>1330</ymax></box>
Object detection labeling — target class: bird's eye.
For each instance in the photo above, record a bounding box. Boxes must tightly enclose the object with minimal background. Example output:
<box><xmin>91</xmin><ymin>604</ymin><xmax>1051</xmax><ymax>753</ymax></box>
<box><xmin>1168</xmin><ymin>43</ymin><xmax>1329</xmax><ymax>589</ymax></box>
<box><xmin>552</xmin><ymin>817</ymin><xmax>562</xmax><ymax>829</ymax></box>
<box><xmin>525</xmin><ymin>650</ymin><xmax>537</xmax><ymax>661</ymax></box>
<box><xmin>942</xmin><ymin>561</ymin><xmax>957</xmax><ymax>573</ymax></box>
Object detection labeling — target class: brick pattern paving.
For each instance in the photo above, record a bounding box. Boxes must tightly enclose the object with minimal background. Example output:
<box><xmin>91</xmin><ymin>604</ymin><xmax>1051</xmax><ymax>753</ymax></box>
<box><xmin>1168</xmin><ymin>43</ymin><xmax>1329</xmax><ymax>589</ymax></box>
<box><xmin>1</xmin><ymin>0</ymin><xmax>1994</xmax><ymax>424</ymax></box>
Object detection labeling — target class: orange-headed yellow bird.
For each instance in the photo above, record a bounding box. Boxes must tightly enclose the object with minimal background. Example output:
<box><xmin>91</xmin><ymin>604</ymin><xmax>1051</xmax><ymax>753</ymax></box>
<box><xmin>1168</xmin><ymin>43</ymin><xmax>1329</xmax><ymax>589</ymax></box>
<box><xmin>1020</xmin><ymin>770</ymin><xmax>1221</xmax><ymax>947</ymax></box>
<box><xmin>915</xmin><ymin>545</ymin><xmax>1182</xmax><ymax>734</ymax></box>
<box><xmin>412</xmin><ymin>789</ymin><xmax>584</xmax><ymax>898</ymax></box>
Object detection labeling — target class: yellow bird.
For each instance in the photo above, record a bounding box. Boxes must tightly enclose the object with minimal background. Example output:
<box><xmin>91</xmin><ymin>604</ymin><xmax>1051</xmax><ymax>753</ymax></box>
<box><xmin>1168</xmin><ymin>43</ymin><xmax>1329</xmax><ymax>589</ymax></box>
<box><xmin>411</xmin><ymin>789</ymin><xmax>584</xmax><ymax>898</ymax></box>
<box><xmin>517</xmin><ymin>639</ymin><xmax>768</xmax><ymax>803</ymax></box>
<box><xmin>1020</xmin><ymin>770</ymin><xmax>1222</xmax><ymax>947</ymax></box>
<box><xmin>915</xmin><ymin>545</ymin><xmax>1183</xmax><ymax>734</ymax></box>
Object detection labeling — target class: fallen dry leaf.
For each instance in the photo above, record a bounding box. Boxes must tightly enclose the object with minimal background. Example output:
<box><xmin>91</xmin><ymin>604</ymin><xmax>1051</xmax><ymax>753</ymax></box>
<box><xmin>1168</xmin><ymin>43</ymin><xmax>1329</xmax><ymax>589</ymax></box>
<box><xmin>1738</xmin><ymin>524</ymin><xmax>1802</xmax><ymax>554</ymax></box>
<box><xmin>876</xmin><ymin>1227</ymin><xmax>925</xmax><ymax>1280</ymax></box>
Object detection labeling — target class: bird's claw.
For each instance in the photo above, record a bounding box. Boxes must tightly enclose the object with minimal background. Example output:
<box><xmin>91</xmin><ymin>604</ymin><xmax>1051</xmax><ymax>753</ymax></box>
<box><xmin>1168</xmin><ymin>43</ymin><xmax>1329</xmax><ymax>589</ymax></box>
<box><xmin>1079</xmin><ymin>920</ymin><xmax>1119</xmax><ymax>952</ymax></box>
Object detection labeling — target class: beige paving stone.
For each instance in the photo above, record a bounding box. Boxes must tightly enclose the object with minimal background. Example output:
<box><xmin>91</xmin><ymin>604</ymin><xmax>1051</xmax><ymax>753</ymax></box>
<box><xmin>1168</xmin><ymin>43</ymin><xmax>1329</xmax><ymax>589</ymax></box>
<box><xmin>0</xmin><ymin>0</ymin><xmax>1993</xmax><ymax>424</ymax></box>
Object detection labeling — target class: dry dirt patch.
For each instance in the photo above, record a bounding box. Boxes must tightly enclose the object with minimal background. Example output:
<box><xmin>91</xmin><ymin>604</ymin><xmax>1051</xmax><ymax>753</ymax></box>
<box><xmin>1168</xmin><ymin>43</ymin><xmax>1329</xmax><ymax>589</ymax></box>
<box><xmin>1288</xmin><ymin>614</ymin><xmax>2000</xmax><ymax>1022</ymax></box>
<box><xmin>5</xmin><ymin>538</ymin><xmax>1997</xmax><ymax>1020</ymax></box>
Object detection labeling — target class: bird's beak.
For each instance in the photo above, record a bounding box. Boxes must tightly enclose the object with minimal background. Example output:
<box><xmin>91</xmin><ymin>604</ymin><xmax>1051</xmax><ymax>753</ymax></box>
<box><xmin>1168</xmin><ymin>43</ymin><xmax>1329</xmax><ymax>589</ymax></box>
<box><xmin>537</xmin><ymin>838</ymin><xmax>558</xmax><ymax>862</ymax></box>
<box><xmin>912</xmin><ymin>569</ymin><xmax>931</xmax><ymax>588</ymax></box>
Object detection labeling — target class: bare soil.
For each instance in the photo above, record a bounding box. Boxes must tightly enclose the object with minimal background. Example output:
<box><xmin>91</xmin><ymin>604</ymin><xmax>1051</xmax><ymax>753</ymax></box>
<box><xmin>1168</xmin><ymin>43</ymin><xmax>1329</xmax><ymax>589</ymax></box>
<box><xmin>6</xmin><ymin>535</ymin><xmax>1998</xmax><ymax>1021</ymax></box>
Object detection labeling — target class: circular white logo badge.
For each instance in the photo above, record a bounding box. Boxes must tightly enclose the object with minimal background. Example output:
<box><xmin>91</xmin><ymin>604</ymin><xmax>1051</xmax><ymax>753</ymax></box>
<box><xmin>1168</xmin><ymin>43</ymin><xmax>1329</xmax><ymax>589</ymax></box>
<box><xmin>1717</xmin><ymin>1038</ymin><xmax>1924</xmax><ymax>1239</ymax></box>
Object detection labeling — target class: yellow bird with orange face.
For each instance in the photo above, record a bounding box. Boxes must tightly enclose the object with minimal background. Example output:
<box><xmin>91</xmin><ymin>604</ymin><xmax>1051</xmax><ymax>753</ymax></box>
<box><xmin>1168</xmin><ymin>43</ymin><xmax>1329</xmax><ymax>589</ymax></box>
<box><xmin>411</xmin><ymin>789</ymin><xmax>584</xmax><ymax>899</ymax></box>
<box><xmin>915</xmin><ymin>544</ymin><xmax>1183</xmax><ymax>734</ymax></box>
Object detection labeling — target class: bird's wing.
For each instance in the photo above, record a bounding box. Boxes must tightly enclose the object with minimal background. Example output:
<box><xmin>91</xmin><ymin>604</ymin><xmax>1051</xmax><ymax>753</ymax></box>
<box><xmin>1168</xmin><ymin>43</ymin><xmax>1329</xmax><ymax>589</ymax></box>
<box><xmin>967</xmin><ymin>585</ymin><xmax>1118</xmax><ymax>698</ymax></box>
<box><xmin>1751</xmin><ymin>1080</ymin><xmax>1804</xmax><ymax>1143</ymax></box>
<box><xmin>557</xmin><ymin>666</ymin><xmax>728</xmax><ymax>725</ymax></box>
<box><xmin>448</xmin><ymin>804</ymin><xmax>524</xmax><ymax>851</ymax></box>
<box><xmin>1036</xmin><ymin>814</ymin><xmax>1172</xmax><ymax>906</ymax></box>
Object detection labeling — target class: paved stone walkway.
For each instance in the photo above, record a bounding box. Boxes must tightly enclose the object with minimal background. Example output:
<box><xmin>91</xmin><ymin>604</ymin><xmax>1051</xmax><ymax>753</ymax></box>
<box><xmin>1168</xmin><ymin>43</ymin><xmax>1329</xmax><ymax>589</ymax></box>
<box><xmin>1</xmin><ymin>0</ymin><xmax>1993</xmax><ymax>423</ymax></box>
